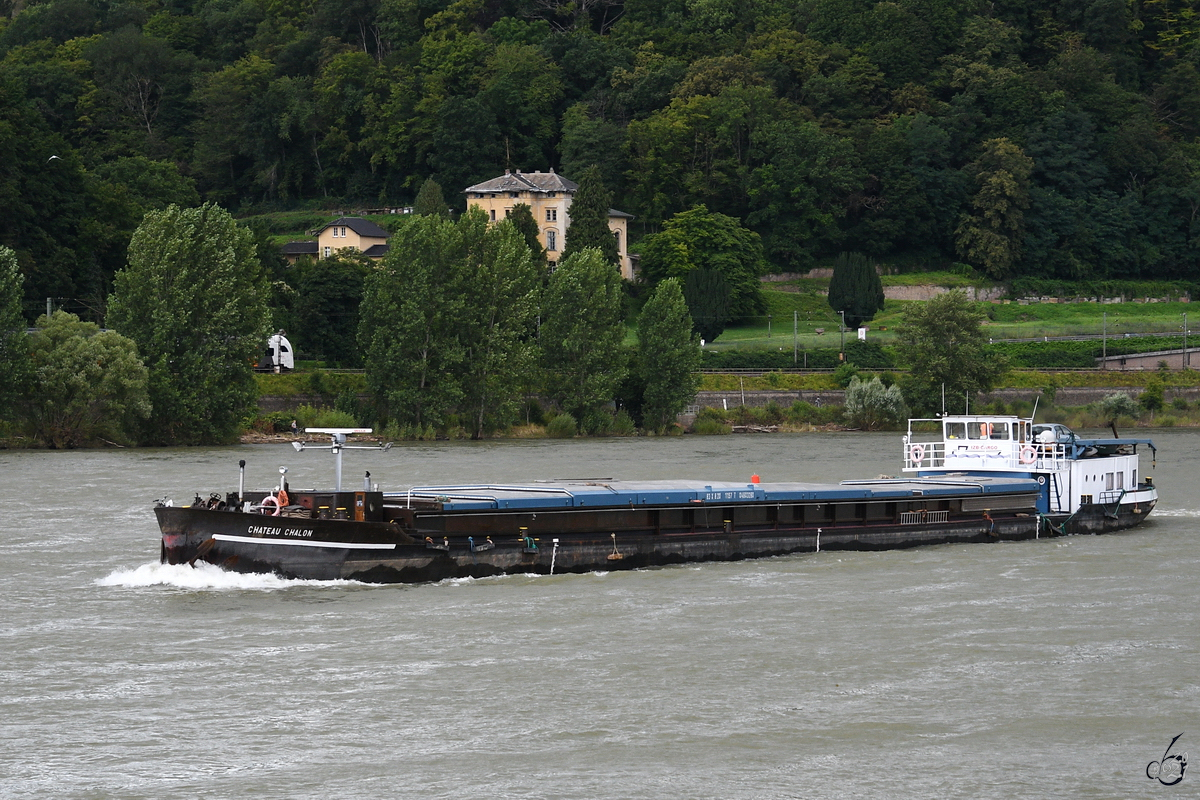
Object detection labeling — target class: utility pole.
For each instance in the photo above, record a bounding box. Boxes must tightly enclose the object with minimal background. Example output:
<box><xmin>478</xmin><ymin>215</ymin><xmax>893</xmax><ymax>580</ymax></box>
<box><xmin>793</xmin><ymin>310</ymin><xmax>798</xmax><ymax>365</ymax></box>
<box><xmin>1184</xmin><ymin>312</ymin><xmax>1189</xmax><ymax>369</ymax></box>
<box><xmin>839</xmin><ymin>310</ymin><xmax>846</xmax><ymax>362</ymax></box>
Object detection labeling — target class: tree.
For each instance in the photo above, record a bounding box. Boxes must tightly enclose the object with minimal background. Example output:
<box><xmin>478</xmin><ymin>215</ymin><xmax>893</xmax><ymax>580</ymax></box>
<box><xmin>413</xmin><ymin>177</ymin><xmax>448</xmax><ymax>216</ymax></box>
<box><xmin>359</xmin><ymin>213</ymin><xmax>465</xmax><ymax>430</ymax></box>
<box><xmin>682</xmin><ymin>268</ymin><xmax>729</xmax><ymax>343</ymax></box>
<box><xmin>0</xmin><ymin>246</ymin><xmax>30</xmax><ymax>421</ymax></box>
<box><xmin>638</xmin><ymin>278</ymin><xmax>700</xmax><ymax>432</ymax></box>
<box><xmin>458</xmin><ymin>211</ymin><xmax>542</xmax><ymax>438</ymax></box>
<box><xmin>107</xmin><ymin>203</ymin><xmax>270</xmax><ymax>444</ymax></box>
<box><xmin>827</xmin><ymin>251</ymin><xmax>885</xmax><ymax>329</ymax></box>
<box><xmin>897</xmin><ymin>291</ymin><xmax>1007</xmax><ymax>415</ymax></box>
<box><xmin>954</xmin><ymin>138</ymin><xmax>1034</xmax><ymax>279</ymax></box>
<box><xmin>508</xmin><ymin>203</ymin><xmax>547</xmax><ymax>268</ymax></box>
<box><xmin>20</xmin><ymin>311</ymin><xmax>150</xmax><ymax>448</ymax></box>
<box><xmin>296</xmin><ymin>254</ymin><xmax>369</xmax><ymax>366</ymax></box>
<box><xmin>639</xmin><ymin>205</ymin><xmax>767</xmax><ymax>321</ymax></box>
<box><xmin>561</xmin><ymin>165</ymin><xmax>619</xmax><ymax>266</ymax></box>
<box><xmin>843</xmin><ymin>375</ymin><xmax>906</xmax><ymax>431</ymax></box>
<box><xmin>540</xmin><ymin>248</ymin><xmax>626</xmax><ymax>428</ymax></box>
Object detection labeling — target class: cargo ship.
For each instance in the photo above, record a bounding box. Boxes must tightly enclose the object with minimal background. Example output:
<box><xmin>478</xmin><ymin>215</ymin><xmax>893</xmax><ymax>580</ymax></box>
<box><xmin>156</xmin><ymin>417</ymin><xmax>1158</xmax><ymax>583</ymax></box>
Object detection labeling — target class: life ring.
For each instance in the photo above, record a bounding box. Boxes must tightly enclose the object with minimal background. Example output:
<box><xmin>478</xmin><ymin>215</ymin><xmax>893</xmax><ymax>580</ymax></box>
<box><xmin>1019</xmin><ymin>445</ymin><xmax>1036</xmax><ymax>464</ymax></box>
<box><xmin>260</xmin><ymin>495</ymin><xmax>281</xmax><ymax>516</ymax></box>
<box><xmin>909</xmin><ymin>443</ymin><xmax>926</xmax><ymax>463</ymax></box>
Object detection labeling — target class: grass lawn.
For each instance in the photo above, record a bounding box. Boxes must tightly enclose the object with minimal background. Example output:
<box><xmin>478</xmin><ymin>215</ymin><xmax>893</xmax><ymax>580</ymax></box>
<box><xmin>705</xmin><ymin>289</ymin><xmax>1194</xmax><ymax>351</ymax></box>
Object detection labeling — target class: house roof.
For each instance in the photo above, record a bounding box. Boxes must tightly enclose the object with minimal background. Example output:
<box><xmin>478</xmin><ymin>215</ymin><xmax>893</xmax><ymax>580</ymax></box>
<box><xmin>281</xmin><ymin>241</ymin><xmax>319</xmax><ymax>255</ymax></box>
<box><xmin>318</xmin><ymin>217</ymin><xmax>390</xmax><ymax>238</ymax></box>
<box><xmin>464</xmin><ymin>169</ymin><xmax>579</xmax><ymax>195</ymax></box>
<box><xmin>608</xmin><ymin>208</ymin><xmax>634</xmax><ymax>219</ymax></box>
<box><xmin>361</xmin><ymin>244</ymin><xmax>390</xmax><ymax>258</ymax></box>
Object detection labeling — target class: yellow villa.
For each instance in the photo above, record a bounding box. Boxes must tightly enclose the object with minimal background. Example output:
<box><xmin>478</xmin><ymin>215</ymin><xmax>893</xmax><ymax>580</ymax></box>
<box><xmin>464</xmin><ymin>169</ymin><xmax>635</xmax><ymax>280</ymax></box>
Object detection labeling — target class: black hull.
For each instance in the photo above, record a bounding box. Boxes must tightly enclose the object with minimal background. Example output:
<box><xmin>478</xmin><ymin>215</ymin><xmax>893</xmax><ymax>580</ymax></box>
<box><xmin>156</xmin><ymin>498</ymin><xmax>1153</xmax><ymax>584</ymax></box>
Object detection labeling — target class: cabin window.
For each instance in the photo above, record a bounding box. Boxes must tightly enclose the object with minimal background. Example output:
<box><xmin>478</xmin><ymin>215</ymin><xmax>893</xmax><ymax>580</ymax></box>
<box><xmin>990</xmin><ymin>422</ymin><xmax>1009</xmax><ymax>440</ymax></box>
<box><xmin>946</xmin><ymin>422</ymin><xmax>966</xmax><ymax>439</ymax></box>
<box><xmin>1133</xmin><ymin>469</ymin><xmax>1137</xmax><ymax>486</ymax></box>
<box><xmin>967</xmin><ymin>422</ymin><xmax>987</xmax><ymax>439</ymax></box>
<box><xmin>1116</xmin><ymin>472</ymin><xmax>1124</xmax><ymax>489</ymax></box>
<box><xmin>1106</xmin><ymin>473</ymin><xmax>1114</xmax><ymax>490</ymax></box>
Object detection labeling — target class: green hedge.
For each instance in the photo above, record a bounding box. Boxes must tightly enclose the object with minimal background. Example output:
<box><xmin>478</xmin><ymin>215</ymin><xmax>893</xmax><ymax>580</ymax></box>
<box><xmin>1008</xmin><ymin>278</ymin><xmax>1197</xmax><ymax>300</ymax></box>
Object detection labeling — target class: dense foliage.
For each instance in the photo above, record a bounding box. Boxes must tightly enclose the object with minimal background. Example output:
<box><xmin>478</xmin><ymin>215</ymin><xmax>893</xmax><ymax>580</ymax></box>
<box><xmin>637</xmin><ymin>277</ymin><xmax>700</xmax><ymax>432</ymax></box>
<box><xmin>827</xmin><ymin>251</ymin><xmax>884</xmax><ymax>329</ymax></box>
<box><xmin>21</xmin><ymin>311</ymin><xmax>150</xmax><ymax>447</ymax></box>
<box><xmin>359</xmin><ymin>209</ymin><xmax>542</xmax><ymax>436</ymax></box>
<box><xmin>898</xmin><ymin>290</ymin><xmax>1008</xmax><ymax>414</ymax></box>
<box><xmin>7</xmin><ymin>0</ymin><xmax>1200</xmax><ymax>320</ymax></box>
<box><xmin>107</xmin><ymin>203</ymin><xmax>270</xmax><ymax>444</ymax></box>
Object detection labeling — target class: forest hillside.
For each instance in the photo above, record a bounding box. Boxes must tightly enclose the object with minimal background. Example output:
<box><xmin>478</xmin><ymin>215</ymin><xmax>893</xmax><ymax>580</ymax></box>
<box><xmin>2</xmin><ymin>0</ymin><xmax>1199</xmax><ymax>317</ymax></box>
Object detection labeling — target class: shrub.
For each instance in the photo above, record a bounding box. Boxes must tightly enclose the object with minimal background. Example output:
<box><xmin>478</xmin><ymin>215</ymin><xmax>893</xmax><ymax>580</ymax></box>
<box><xmin>1097</xmin><ymin>392</ymin><xmax>1140</xmax><ymax>420</ymax></box>
<box><xmin>1139</xmin><ymin>381</ymin><xmax>1165</xmax><ymax>412</ymax></box>
<box><xmin>546</xmin><ymin>412</ymin><xmax>577</xmax><ymax>438</ymax></box>
<box><xmin>843</xmin><ymin>376</ymin><xmax>907</xmax><ymax>430</ymax></box>
<box><xmin>311</xmin><ymin>409</ymin><xmax>358</xmax><ymax>428</ymax></box>
<box><xmin>692</xmin><ymin>417</ymin><xmax>732</xmax><ymax>434</ymax></box>
<box><xmin>612</xmin><ymin>409</ymin><xmax>637</xmax><ymax>436</ymax></box>
<box><xmin>832</xmin><ymin>362</ymin><xmax>860</xmax><ymax>387</ymax></box>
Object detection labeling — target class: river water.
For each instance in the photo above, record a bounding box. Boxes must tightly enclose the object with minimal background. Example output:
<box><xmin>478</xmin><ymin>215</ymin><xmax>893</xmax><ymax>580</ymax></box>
<box><xmin>2</xmin><ymin>430</ymin><xmax>1197</xmax><ymax>798</ymax></box>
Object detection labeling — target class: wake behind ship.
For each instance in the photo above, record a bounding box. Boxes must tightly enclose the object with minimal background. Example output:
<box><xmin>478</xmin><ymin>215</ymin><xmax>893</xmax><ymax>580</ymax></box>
<box><xmin>156</xmin><ymin>418</ymin><xmax>1158</xmax><ymax>584</ymax></box>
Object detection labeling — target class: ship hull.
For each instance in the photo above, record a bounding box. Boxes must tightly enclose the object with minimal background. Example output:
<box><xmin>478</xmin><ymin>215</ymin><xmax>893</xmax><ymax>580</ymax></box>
<box><xmin>156</xmin><ymin>491</ymin><xmax>1152</xmax><ymax>584</ymax></box>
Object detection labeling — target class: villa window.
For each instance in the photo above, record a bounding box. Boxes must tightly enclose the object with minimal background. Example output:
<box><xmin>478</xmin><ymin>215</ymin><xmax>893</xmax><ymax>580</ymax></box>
<box><xmin>490</xmin><ymin>209</ymin><xmax>496</xmax><ymax>221</ymax></box>
<box><xmin>323</xmin><ymin>246</ymin><xmax>331</xmax><ymax>258</ymax></box>
<box><xmin>547</xmin><ymin>230</ymin><xmax>557</xmax><ymax>251</ymax></box>
<box><xmin>614</xmin><ymin>230</ymin><xmax>621</xmax><ymax>252</ymax></box>
<box><xmin>546</xmin><ymin>208</ymin><xmax>557</xmax><ymax>222</ymax></box>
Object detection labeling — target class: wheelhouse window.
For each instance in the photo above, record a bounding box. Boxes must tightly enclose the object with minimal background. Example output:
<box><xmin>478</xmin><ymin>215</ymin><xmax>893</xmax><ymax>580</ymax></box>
<box><xmin>945</xmin><ymin>422</ymin><xmax>966</xmax><ymax>440</ymax></box>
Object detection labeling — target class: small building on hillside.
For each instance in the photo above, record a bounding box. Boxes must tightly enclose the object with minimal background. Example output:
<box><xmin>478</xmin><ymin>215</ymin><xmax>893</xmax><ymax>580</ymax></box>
<box><xmin>281</xmin><ymin>216</ymin><xmax>391</xmax><ymax>264</ymax></box>
<box><xmin>464</xmin><ymin>169</ymin><xmax>635</xmax><ymax>280</ymax></box>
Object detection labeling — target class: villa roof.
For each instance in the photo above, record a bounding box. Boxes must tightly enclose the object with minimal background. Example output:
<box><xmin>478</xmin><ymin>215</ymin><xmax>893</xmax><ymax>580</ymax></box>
<box><xmin>317</xmin><ymin>217</ymin><xmax>390</xmax><ymax>238</ymax></box>
<box><xmin>464</xmin><ymin>169</ymin><xmax>579</xmax><ymax>195</ymax></box>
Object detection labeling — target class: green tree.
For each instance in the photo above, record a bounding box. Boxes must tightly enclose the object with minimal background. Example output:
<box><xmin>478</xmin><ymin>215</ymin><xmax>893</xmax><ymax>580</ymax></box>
<box><xmin>843</xmin><ymin>375</ymin><xmax>906</xmax><ymax>431</ymax></box>
<box><xmin>955</xmin><ymin>138</ymin><xmax>1034</xmax><ymax>279</ymax></box>
<box><xmin>638</xmin><ymin>278</ymin><xmax>700</xmax><ymax>433</ymax></box>
<box><xmin>682</xmin><ymin>268</ymin><xmax>729</xmax><ymax>343</ymax></box>
<box><xmin>540</xmin><ymin>248</ymin><xmax>626</xmax><ymax>426</ymax></box>
<box><xmin>639</xmin><ymin>205</ymin><xmax>767</xmax><ymax>320</ymax></box>
<box><xmin>107</xmin><ymin>203</ymin><xmax>270</xmax><ymax>444</ymax></box>
<box><xmin>897</xmin><ymin>291</ymin><xmax>1007</xmax><ymax>415</ymax></box>
<box><xmin>359</xmin><ymin>213</ymin><xmax>465</xmax><ymax>430</ymax></box>
<box><xmin>507</xmin><ymin>203</ymin><xmax>547</xmax><ymax>268</ymax></box>
<box><xmin>0</xmin><ymin>246</ymin><xmax>30</xmax><ymax>421</ymax></box>
<box><xmin>296</xmin><ymin>254</ymin><xmax>369</xmax><ymax>367</ymax></box>
<box><xmin>827</xmin><ymin>251</ymin><xmax>885</xmax><ymax>329</ymax></box>
<box><xmin>459</xmin><ymin>211</ymin><xmax>542</xmax><ymax>438</ymax></box>
<box><xmin>413</xmin><ymin>177</ymin><xmax>448</xmax><ymax>216</ymax></box>
<box><xmin>561</xmin><ymin>165</ymin><xmax>619</xmax><ymax>266</ymax></box>
<box><xmin>21</xmin><ymin>311</ymin><xmax>150</xmax><ymax>448</ymax></box>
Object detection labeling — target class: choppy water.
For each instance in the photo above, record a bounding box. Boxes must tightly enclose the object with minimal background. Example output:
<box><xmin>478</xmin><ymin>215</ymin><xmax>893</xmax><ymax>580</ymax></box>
<box><xmin>2</xmin><ymin>430</ymin><xmax>1198</xmax><ymax>798</ymax></box>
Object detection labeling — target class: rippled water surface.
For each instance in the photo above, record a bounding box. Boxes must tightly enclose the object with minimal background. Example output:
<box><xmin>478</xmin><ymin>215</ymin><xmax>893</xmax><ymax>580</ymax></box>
<box><xmin>2</xmin><ymin>430</ymin><xmax>1198</xmax><ymax>798</ymax></box>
